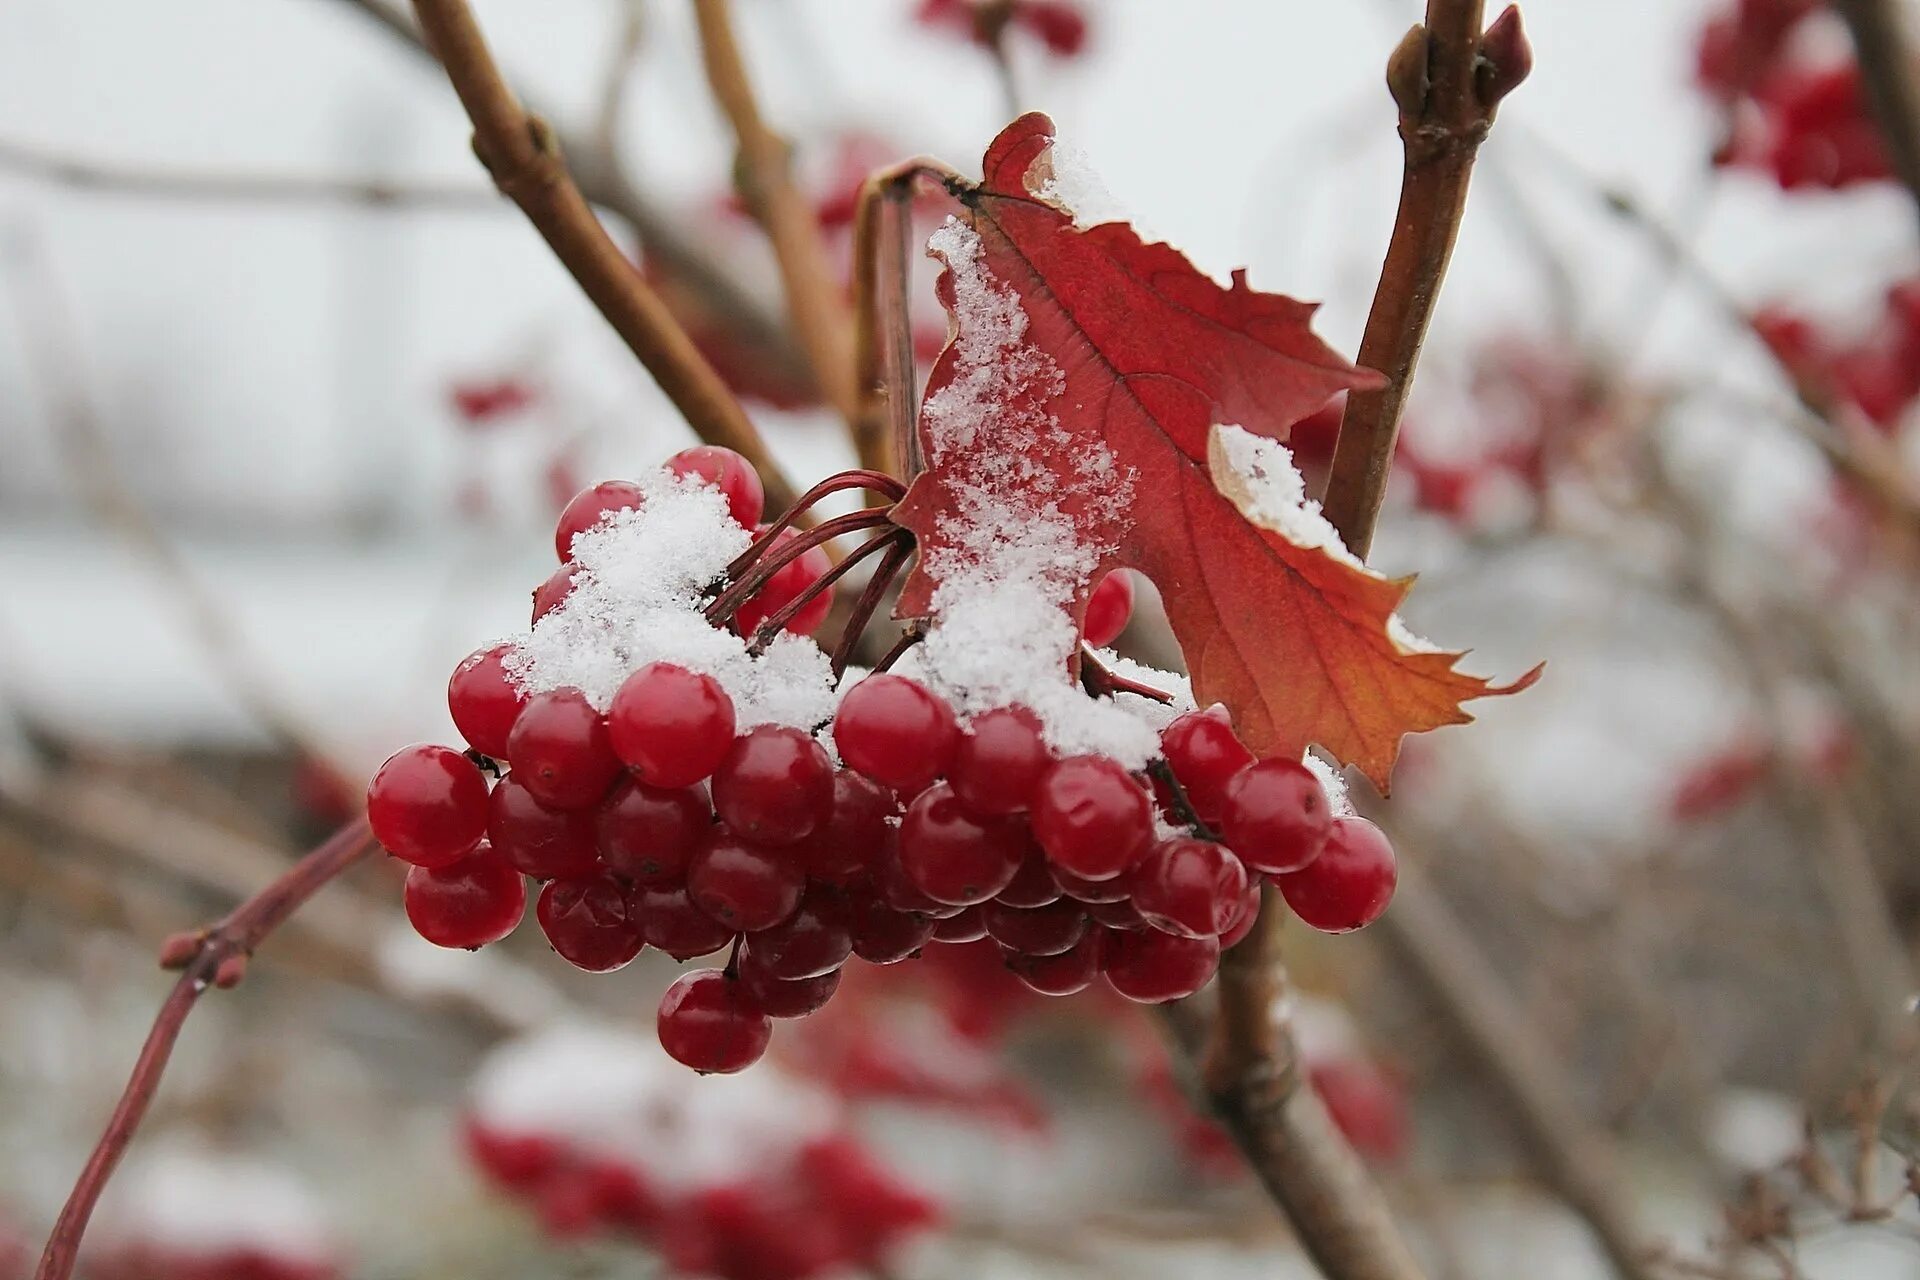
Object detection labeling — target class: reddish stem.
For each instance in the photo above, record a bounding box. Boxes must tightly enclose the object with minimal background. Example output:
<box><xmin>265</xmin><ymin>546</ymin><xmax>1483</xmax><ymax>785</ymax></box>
<box><xmin>746</xmin><ymin>529</ymin><xmax>912</xmax><ymax>654</ymax></box>
<box><xmin>832</xmin><ymin>534</ymin><xmax>917</xmax><ymax>678</ymax></box>
<box><xmin>872</xmin><ymin>625</ymin><xmax>926</xmax><ymax>673</ymax></box>
<box><xmin>1078</xmin><ymin>645</ymin><xmax>1176</xmax><ymax>704</ymax></box>
<box><xmin>35</xmin><ymin>817</ymin><xmax>377</xmax><ymax>1280</ymax></box>
<box><xmin>707</xmin><ymin>507</ymin><xmax>896</xmax><ymax>625</ymax></box>
<box><xmin>724</xmin><ymin>470</ymin><xmax>905</xmax><ymax>579</ymax></box>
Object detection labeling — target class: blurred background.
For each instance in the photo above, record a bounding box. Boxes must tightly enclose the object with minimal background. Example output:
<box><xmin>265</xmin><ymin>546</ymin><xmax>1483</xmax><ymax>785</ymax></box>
<box><xmin>1</xmin><ymin>0</ymin><xmax>1918</xmax><ymax>1276</ymax></box>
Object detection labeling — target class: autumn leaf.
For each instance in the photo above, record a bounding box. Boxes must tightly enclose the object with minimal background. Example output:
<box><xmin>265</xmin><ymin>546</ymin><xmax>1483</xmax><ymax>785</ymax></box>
<box><xmin>893</xmin><ymin>112</ymin><xmax>1534</xmax><ymax>787</ymax></box>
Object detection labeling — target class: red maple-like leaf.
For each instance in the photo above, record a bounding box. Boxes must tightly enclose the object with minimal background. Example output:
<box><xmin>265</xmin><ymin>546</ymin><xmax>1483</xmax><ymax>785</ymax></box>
<box><xmin>893</xmin><ymin>113</ymin><xmax>1534</xmax><ymax>787</ymax></box>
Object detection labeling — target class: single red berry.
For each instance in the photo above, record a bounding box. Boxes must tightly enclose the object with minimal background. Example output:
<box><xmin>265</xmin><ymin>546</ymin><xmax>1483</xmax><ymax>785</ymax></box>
<box><xmin>734</xmin><ymin>528</ymin><xmax>833</xmax><ymax>638</ymax></box>
<box><xmin>898</xmin><ymin>783</ymin><xmax>1028</xmax><ymax>906</ymax></box>
<box><xmin>536</xmin><ymin>872</ymin><xmax>645</xmax><ymax>971</ymax></box>
<box><xmin>995</xmin><ymin>851</ymin><xmax>1062</xmax><ymax>908</ymax></box>
<box><xmin>531</xmin><ymin>562</ymin><xmax>581</xmax><ymax>622</ymax></box>
<box><xmin>1131</xmin><ymin>837</ymin><xmax>1250</xmax><ymax>939</ymax></box>
<box><xmin>1103</xmin><ymin>929</ymin><xmax>1220</xmax><ymax>1003</ymax></box>
<box><xmin>931</xmin><ymin>906</ymin><xmax>988</xmax><ymax>943</ymax></box>
<box><xmin>1311</xmin><ymin>1059</ymin><xmax>1410</xmax><ymax>1163</ymax></box>
<box><xmin>687</xmin><ymin>828</ymin><xmax>804</xmax><ymax>932</ymax></box>
<box><xmin>630</xmin><ymin>882</ymin><xmax>736</xmax><ymax>960</ymax></box>
<box><xmin>1049</xmin><ymin>862</ymin><xmax>1132</xmax><ymax>903</ymax></box>
<box><xmin>1275</xmin><ymin>816</ymin><xmax>1396</xmax><ymax>933</ymax></box>
<box><xmin>368</xmin><ymin>744</ymin><xmax>488</xmax><ymax>869</ymax></box>
<box><xmin>488</xmin><ymin>774</ymin><xmax>601</xmax><ymax>879</ymax></box>
<box><xmin>1003</xmin><ymin>929</ymin><xmax>1105</xmax><ymax>996</ymax></box>
<box><xmin>743</xmin><ymin>887</ymin><xmax>851</xmax><ymax>979</ymax></box>
<box><xmin>1221</xmin><ymin>757</ymin><xmax>1333</xmax><ymax>874</ymax></box>
<box><xmin>657</xmin><ymin>969</ymin><xmax>770</xmax><ymax>1073</ymax></box>
<box><xmin>607</xmin><ymin>663</ymin><xmax>736</xmax><ymax>788</ymax></box>
<box><xmin>1219</xmin><ymin>879</ymin><xmax>1263</xmax><ymax>948</ymax></box>
<box><xmin>949</xmin><ymin>705</ymin><xmax>1050</xmax><ymax>815</ymax></box>
<box><xmin>665</xmin><ymin>445</ymin><xmax>765</xmax><ymax>528</ymax></box>
<box><xmin>833</xmin><ymin>674</ymin><xmax>959</xmax><ymax>796</ymax></box>
<box><xmin>736</xmin><ymin>947</ymin><xmax>842</xmax><ymax>1018</ymax></box>
<box><xmin>448</xmin><ymin>643</ymin><xmax>528</xmax><ymax>761</ymax></box>
<box><xmin>981</xmin><ymin>898</ymin><xmax>1088</xmax><ymax>956</ymax></box>
<box><xmin>595</xmin><ymin>777</ymin><xmax>709</xmax><ymax>885</ymax></box>
<box><xmin>792</xmin><ymin>770</ymin><xmax>897</xmax><ymax>883</ymax></box>
<box><xmin>1080</xmin><ymin>569</ymin><xmax>1135</xmax><ymax>647</ymax></box>
<box><xmin>555</xmin><ymin>480</ymin><xmax>644</xmax><ymax>562</ymax></box>
<box><xmin>1031</xmin><ymin>756</ymin><xmax>1153</xmax><ymax>881</ymax></box>
<box><xmin>846</xmin><ymin>888</ymin><xmax>936</xmax><ymax>963</ymax></box>
<box><xmin>872</xmin><ymin>851</ymin><xmax>964</xmax><ymax>917</ymax></box>
<box><xmin>1018</xmin><ymin>0</ymin><xmax>1089</xmax><ymax>57</ymax></box>
<box><xmin>1159</xmin><ymin>706</ymin><xmax>1255</xmax><ymax>824</ymax></box>
<box><xmin>404</xmin><ymin>845</ymin><xmax>526</xmax><ymax>948</ymax></box>
<box><xmin>1087</xmin><ymin>897</ymin><xmax>1148</xmax><ymax>931</ymax></box>
<box><xmin>712</xmin><ymin>725</ymin><xmax>834</xmax><ymax>845</ymax></box>
<box><xmin>508</xmin><ymin>688</ymin><xmax>622</xmax><ymax>810</ymax></box>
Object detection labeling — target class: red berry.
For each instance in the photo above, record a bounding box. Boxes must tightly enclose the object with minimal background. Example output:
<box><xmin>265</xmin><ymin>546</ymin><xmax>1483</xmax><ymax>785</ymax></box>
<box><xmin>873</xmin><ymin>851</ymin><xmax>964</xmax><ymax>918</ymax></box>
<box><xmin>404</xmin><ymin>845</ymin><xmax>526</xmax><ymax>948</ymax></box>
<box><xmin>508</xmin><ymin>688</ymin><xmax>622</xmax><ymax>810</ymax></box>
<box><xmin>1019</xmin><ymin>0</ymin><xmax>1089</xmax><ymax>57</ymax></box>
<box><xmin>687</xmin><ymin>828</ymin><xmax>804</xmax><ymax>932</ymax></box>
<box><xmin>1275</xmin><ymin>816</ymin><xmax>1396</xmax><ymax>933</ymax></box>
<box><xmin>1221</xmin><ymin>757</ymin><xmax>1333</xmax><ymax>874</ymax></box>
<box><xmin>1103</xmin><ymin>929</ymin><xmax>1220</xmax><ymax>1003</ymax></box>
<box><xmin>1311</xmin><ymin>1060</ymin><xmax>1409</xmax><ymax>1163</ymax></box>
<box><xmin>1219</xmin><ymin>879</ymin><xmax>1263</xmax><ymax>948</ymax></box>
<box><xmin>833</xmin><ymin>675</ymin><xmax>959</xmax><ymax>795</ymax></box>
<box><xmin>532</xmin><ymin>562</ymin><xmax>581</xmax><ymax>622</ymax></box>
<box><xmin>793</xmin><ymin>770</ymin><xmax>897</xmax><ymax>883</ymax></box>
<box><xmin>712</xmin><ymin>725</ymin><xmax>834</xmax><ymax>845</ymax></box>
<box><xmin>949</xmin><ymin>705</ymin><xmax>1050</xmax><ymax>815</ymax></box>
<box><xmin>665</xmin><ymin>445</ymin><xmax>765</xmax><ymax>528</ymax></box>
<box><xmin>487</xmin><ymin>774</ymin><xmax>601</xmax><ymax>879</ymax></box>
<box><xmin>1080</xmin><ymin>569</ymin><xmax>1135</xmax><ymax>647</ymax></box>
<box><xmin>448</xmin><ymin>643</ymin><xmax>528</xmax><ymax>760</ymax></box>
<box><xmin>1031</xmin><ymin>756</ymin><xmax>1152</xmax><ymax>881</ymax></box>
<box><xmin>734</xmin><ymin>528</ymin><xmax>833</xmax><ymax>638</ymax></box>
<box><xmin>630</xmin><ymin>882</ymin><xmax>735</xmax><ymax>960</ymax></box>
<box><xmin>595</xmin><ymin>777</ymin><xmax>709</xmax><ymax>885</ymax></box>
<box><xmin>981</xmin><ymin>898</ymin><xmax>1088</xmax><ymax>956</ymax></box>
<box><xmin>1002</xmin><ymin>929</ymin><xmax>1104</xmax><ymax>995</ymax></box>
<box><xmin>555</xmin><ymin>480</ymin><xmax>644</xmax><ymax>561</ymax></box>
<box><xmin>1050</xmin><ymin>862</ymin><xmax>1132</xmax><ymax>903</ymax></box>
<box><xmin>657</xmin><ymin>969</ymin><xmax>770</xmax><ymax>1073</ymax></box>
<box><xmin>744</xmin><ymin>888</ymin><xmax>851</xmax><ymax>979</ymax></box>
<box><xmin>931</xmin><ymin>906</ymin><xmax>988</xmax><ymax>943</ymax></box>
<box><xmin>736</xmin><ymin>948</ymin><xmax>843</xmax><ymax>1018</ymax></box>
<box><xmin>536</xmin><ymin>872</ymin><xmax>645</xmax><ymax>971</ymax></box>
<box><xmin>1087</xmin><ymin>896</ymin><xmax>1148</xmax><ymax>931</ymax></box>
<box><xmin>1159</xmin><ymin>706</ymin><xmax>1255</xmax><ymax>824</ymax></box>
<box><xmin>846</xmin><ymin>889</ymin><xmax>936</xmax><ymax>963</ymax></box>
<box><xmin>607</xmin><ymin>663</ymin><xmax>736</xmax><ymax>788</ymax></box>
<box><xmin>898</xmin><ymin>783</ymin><xmax>1028</xmax><ymax>906</ymax></box>
<box><xmin>368</xmin><ymin>744</ymin><xmax>489</xmax><ymax>869</ymax></box>
<box><xmin>1131</xmin><ymin>837</ymin><xmax>1249</xmax><ymax>939</ymax></box>
<box><xmin>995</xmin><ymin>851</ymin><xmax>1063</xmax><ymax>907</ymax></box>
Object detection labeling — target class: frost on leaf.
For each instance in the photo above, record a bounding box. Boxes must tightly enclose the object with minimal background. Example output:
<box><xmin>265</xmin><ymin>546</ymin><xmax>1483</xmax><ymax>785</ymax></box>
<box><xmin>893</xmin><ymin>112</ymin><xmax>1534</xmax><ymax>788</ymax></box>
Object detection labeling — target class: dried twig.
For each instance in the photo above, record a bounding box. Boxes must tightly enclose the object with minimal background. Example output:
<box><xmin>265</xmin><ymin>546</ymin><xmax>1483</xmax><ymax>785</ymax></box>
<box><xmin>1830</xmin><ymin>0</ymin><xmax>1920</xmax><ymax>239</ymax></box>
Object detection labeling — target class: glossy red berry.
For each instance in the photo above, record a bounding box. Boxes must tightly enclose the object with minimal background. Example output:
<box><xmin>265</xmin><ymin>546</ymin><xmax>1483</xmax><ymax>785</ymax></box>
<box><xmin>1159</xmin><ymin>706</ymin><xmax>1255</xmax><ymax>824</ymax></box>
<box><xmin>898</xmin><ymin>783</ymin><xmax>1028</xmax><ymax>906</ymax></box>
<box><xmin>846</xmin><ymin>890</ymin><xmax>936</xmax><ymax>964</ymax></box>
<box><xmin>595</xmin><ymin>777</ymin><xmax>709</xmax><ymax>885</ymax></box>
<box><xmin>532</xmin><ymin>562</ymin><xmax>581</xmax><ymax>622</ymax></box>
<box><xmin>1275</xmin><ymin>816</ymin><xmax>1397</xmax><ymax>933</ymax></box>
<box><xmin>555</xmin><ymin>480</ymin><xmax>644</xmax><ymax>562</ymax></box>
<box><xmin>931</xmin><ymin>906</ymin><xmax>988</xmax><ymax>943</ymax></box>
<box><xmin>792</xmin><ymin>770</ymin><xmax>897</xmax><ymax>883</ymax></box>
<box><xmin>1031</xmin><ymin>756</ymin><xmax>1153</xmax><ymax>881</ymax></box>
<box><xmin>1131</xmin><ymin>837</ymin><xmax>1249</xmax><ymax>939</ymax></box>
<box><xmin>1219</xmin><ymin>879</ymin><xmax>1263</xmax><ymax>948</ymax></box>
<box><xmin>687</xmin><ymin>828</ymin><xmax>804</xmax><ymax>932</ymax></box>
<box><xmin>873</xmin><ymin>852</ymin><xmax>964</xmax><ymax>918</ymax></box>
<box><xmin>607</xmin><ymin>663</ymin><xmax>736</xmax><ymax>788</ymax></box>
<box><xmin>507</xmin><ymin>688</ymin><xmax>622</xmax><ymax>810</ymax></box>
<box><xmin>1221</xmin><ymin>757</ymin><xmax>1333</xmax><ymax>874</ymax></box>
<box><xmin>1080</xmin><ymin>569</ymin><xmax>1135</xmax><ymax>647</ymax></box>
<box><xmin>665</xmin><ymin>445</ymin><xmax>765</xmax><ymax>528</ymax></box>
<box><xmin>630</xmin><ymin>882</ymin><xmax>735</xmax><ymax>960</ymax></box>
<box><xmin>536</xmin><ymin>872</ymin><xmax>645</xmax><ymax>971</ymax></box>
<box><xmin>949</xmin><ymin>705</ymin><xmax>1050</xmax><ymax>815</ymax></box>
<box><xmin>712</xmin><ymin>725</ymin><xmax>834</xmax><ymax>845</ymax></box>
<box><xmin>981</xmin><ymin>898</ymin><xmax>1088</xmax><ymax>956</ymax></box>
<box><xmin>743</xmin><ymin>888</ymin><xmax>851</xmax><ymax>979</ymax></box>
<box><xmin>734</xmin><ymin>528</ymin><xmax>833</xmax><ymax>637</ymax></box>
<box><xmin>487</xmin><ymin>774</ymin><xmax>601</xmax><ymax>879</ymax></box>
<box><xmin>833</xmin><ymin>674</ymin><xmax>959</xmax><ymax>795</ymax></box>
<box><xmin>657</xmin><ymin>969</ymin><xmax>770</xmax><ymax>1073</ymax></box>
<box><xmin>736</xmin><ymin>948</ymin><xmax>843</xmax><ymax>1018</ymax></box>
<box><xmin>404</xmin><ymin>846</ymin><xmax>526</xmax><ymax>948</ymax></box>
<box><xmin>995</xmin><ymin>851</ymin><xmax>1063</xmax><ymax>908</ymax></box>
<box><xmin>1103</xmin><ymin>929</ymin><xmax>1220</xmax><ymax>1003</ymax></box>
<box><xmin>1087</xmin><ymin>896</ymin><xmax>1148</xmax><ymax>931</ymax></box>
<box><xmin>448</xmin><ymin>643</ymin><xmax>528</xmax><ymax>761</ymax></box>
<box><xmin>1050</xmin><ymin>862</ymin><xmax>1132</xmax><ymax>903</ymax></box>
<box><xmin>368</xmin><ymin>744</ymin><xmax>488</xmax><ymax>869</ymax></box>
<box><xmin>1002</xmin><ymin>929</ymin><xmax>1105</xmax><ymax>995</ymax></box>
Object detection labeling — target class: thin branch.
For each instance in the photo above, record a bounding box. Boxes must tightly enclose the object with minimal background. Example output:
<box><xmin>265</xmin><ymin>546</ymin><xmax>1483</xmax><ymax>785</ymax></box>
<box><xmin>1830</xmin><ymin>0</ymin><xmax>1920</xmax><ymax>240</ymax></box>
<box><xmin>34</xmin><ymin>818</ymin><xmax>378</xmax><ymax>1280</ymax></box>
<box><xmin>693</xmin><ymin>0</ymin><xmax>860</xmax><ymax>428</ymax></box>
<box><xmin>851</xmin><ymin>172</ymin><xmax>914</xmax><ymax>475</ymax></box>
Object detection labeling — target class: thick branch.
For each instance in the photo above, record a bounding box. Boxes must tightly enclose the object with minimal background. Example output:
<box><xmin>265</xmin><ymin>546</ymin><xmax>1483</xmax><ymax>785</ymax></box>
<box><xmin>1831</xmin><ymin>0</ymin><xmax>1920</xmax><ymax>240</ymax></box>
<box><xmin>34</xmin><ymin>818</ymin><xmax>377</xmax><ymax>1280</ymax></box>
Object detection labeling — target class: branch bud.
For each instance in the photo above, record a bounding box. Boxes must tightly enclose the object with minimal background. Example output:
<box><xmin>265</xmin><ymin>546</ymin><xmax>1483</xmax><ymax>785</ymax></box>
<box><xmin>1476</xmin><ymin>5</ymin><xmax>1533</xmax><ymax>108</ymax></box>
<box><xmin>158</xmin><ymin>931</ymin><xmax>202</xmax><ymax>971</ymax></box>
<box><xmin>1386</xmin><ymin>24</ymin><xmax>1430</xmax><ymax>119</ymax></box>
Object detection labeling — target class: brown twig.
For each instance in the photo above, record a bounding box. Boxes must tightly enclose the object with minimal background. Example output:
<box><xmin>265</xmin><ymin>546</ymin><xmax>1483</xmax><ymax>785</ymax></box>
<box><xmin>1830</xmin><ymin>0</ymin><xmax>1920</xmax><ymax>240</ymax></box>
<box><xmin>33</xmin><ymin>818</ymin><xmax>378</xmax><ymax>1280</ymax></box>
<box><xmin>693</xmin><ymin>0</ymin><xmax>860</xmax><ymax>429</ymax></box>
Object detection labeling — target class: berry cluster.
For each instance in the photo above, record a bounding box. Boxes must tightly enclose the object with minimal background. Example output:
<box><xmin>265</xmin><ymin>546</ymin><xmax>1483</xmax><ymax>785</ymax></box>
<box><xmin>1754</xmin><ymin>282</ymin><xmax>1920</xmax><ymax>431</ymax></box>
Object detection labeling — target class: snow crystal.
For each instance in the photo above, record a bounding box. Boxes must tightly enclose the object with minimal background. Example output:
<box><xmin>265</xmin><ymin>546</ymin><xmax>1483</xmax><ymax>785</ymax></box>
<box><xmin>1032</xmin><ymin>140</ymin><xmax>1127</xmax><ymax>230</ymax></box>
<box><xmin>98</xmin><ymin>1143</ymin><xmax>334</xmax><ymax>1259</ymax></box>
<box><xmin>1302</xmin><ymin>751</ymin><xmax>1354</xmax><ymax>817</ymax></box>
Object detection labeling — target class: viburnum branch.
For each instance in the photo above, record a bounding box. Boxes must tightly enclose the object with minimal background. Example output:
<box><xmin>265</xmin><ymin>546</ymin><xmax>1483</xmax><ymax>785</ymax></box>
<box><xmin>747</xmin><ymin>529</ymin><xmax>913</xmax><ymax>655</ymax></box>
<box><xmin>832</xmin><ymin>534</ymin><xmax>917</xmax><ymax>679</ymax></box>
<box><xmin>872</xmin><ymin>623</ymin><xmax>927</xmax><ymax>673</ymax></box>
<box><xmin>1830</xmin><ymin>0</ymin><xmax>1920</xmax><ymax>239</ymax></box>
<box><xmin>693</xmin><ymin>0</ymin><xmax>861</xmax><ymax>428</ymax></box>
<box><xmin>33</xmin><ymin>817</ymin><xmax>378</xmax><ymax>1280</ymax></box>
<box><xmin>706</xmin><ymin>508</ymin><xmax>899</xmax><ymax>625</ymax></box>
<box><xmin>1078</xmin><ymin>646</ymin><xmax>1177</xmax><ymax>705</ymax></box>
<box><xmin>404</xmin><ymin>0</ymin><xmax>803</xmax><ymax>514</ymax></box>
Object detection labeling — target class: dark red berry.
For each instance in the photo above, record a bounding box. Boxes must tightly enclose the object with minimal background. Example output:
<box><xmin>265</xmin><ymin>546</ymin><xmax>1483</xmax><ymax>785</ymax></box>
<box><xmin>1080</xmin><ymin>569</ymin><xmax>1135</xmax><ymax>647</ymax></box>
<box><xmin>931</xmin><ymin>906</ymin><xmax>988</xmax><ymax>943</ymax></box>
<box><xmin>1221</xmin><ymin>757</ymin><xmax>1333</xmax><ymax>874</ymax></box>
<box><xmin>607</xmin><ymin>663</ymin><xmax>736</xmax><ymax>788</ymax></box>
<box><xmin>873</xmin><ymin>852</ymin><xmax>964</xmax><ymax>918</ymax></box>
<box><xmin>508</xmin><ymin>687</ymin><xmax>622</xmax><ymax>810</ymax></box>
<box><xmin>404</xmin><ymin>845</ymin><xmax>525</xmax><ymax>948</ymax></box>
<box><xmin>1159</xmin><ymin>706</ymin><xmax>1255</xmax><ymax>824</ymax></box>
<box><xmin>744</xmin><ymin>888</ymin><xmax>851</xmax><ymax>979</ymax></box>
<box><xmin>1031</xmin><ymin>756</ymin><xmax>1152</xmax><ymax>881</ymax></box>
<box><xmin>1219</xmin><ymin>880</ymin><xmax>1263</xmax><ymax>948</ymax></box>
<box><xmin>995</xmin><ymin>851</ymin><xmax>1063</xmax><ymax>907</ymax></box>
<box><xmin>1087</xmin><ymin>897</ymin><xmax>1148</xmax><ymax>931</ymax></box>
<box><xmin>595</xmin><ymin>777</ymin><xmax>709</xmax><ymax>885</ymax></box>
<box><xmin>368</xmin><ymin>743</ymin><xmax>488</xmax><ymax>868</ymax></box>
<box><xmin>736</xmin><ymin>948</ymin><xmax>842</xmax><ymax>1018</ymax></box>
<box><xmin>792</xmin><ymin>770</ymin><xmax>897</xmax><ymax>883</ymax></box>
<box><xmin>833</xmin><ymin>674</ymin><xmax>959</xmax><ymax>795</ymax></box>
<box><xmin>734</xmin><ymin>527</ymin><xmax>833</xmax><ymax>637</ymax></box>
<box><xmin>1050</xmin><ymin>862</ymin><xmax>1133</xmax><ymax>904</ymax></box>
<box><xmin>488</xmin><ymin>774</ymin><xmax>601</xmax><ymax>879</ymax></box>
<box><xmin>898</xmin><ymin>783</ymin><xmax>1028</xmax><ymax>906</ymax></box>
<box><xmin>555</xmin><ymin>480</ymin><xmax>644</xmax><ymax>562</ymax></box>
<box><xmin>686</xmin><ymin>828</ymin><xmax>804</xmax><ymax>932</ymax></box>
<box><xmin>536</xmin><ymin>872</ymin><xmax>645</xmax><ymax>971</ymax></box>
<box><xmin>1003</xmin><ymin>929</ymin><xmax>1105</xmax><ymax>996</ymax></box>
<box><xmin>1103</xmin><ymin>929</ymin><xmax>1220</xmax><ymax>1003</ymax></box>
<box><xmin>448</xmin><ymin>643</ymin><xmax>528</xmax><ymax>760</ymax></box>
<box><xmin>846</xmin><ymin>890</ymin><xmax>936</xmax><ymax>963</ymax></box>
<box><xmin>532</xmin><ymin>562</ymin><xmax>581</xmax><ymax>622</ymax></box>
<box><xmin>665</xmin><ymin>445</ymin><xmax>765</xmax><ymax>528</ymax></box>
<box><xmin>949</xmin><ymin>705</ymin><xmax>1051</xmax><ymax>815</ymax></box>
<box><xmin>982</xmin><ymin>898</ymin><xmax>1088</xmax><ymax>956</ymax></box>
<box><xmin>657</xmin><ymin>969</ymin><xmax>770</xmax><ymax>1073</ymax></box>
<box><xmin>1275</xmin><ymin>816</ymin><xmax>1396</xmax><ymax>933</ymax></box>
<box><xmin>712</xmin><ymin>725</ymin><xmax>834</xmax><ymax>845</ymax></box>
<box><xmin>630</xmin><ymin>883</ymin><xmax>736</xmax><ymax>960</ymax></box>
<box><xmin>1131</xmin><ymin>837</ymin><xmax>1250</xmax><ymax>938</ymax></box>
